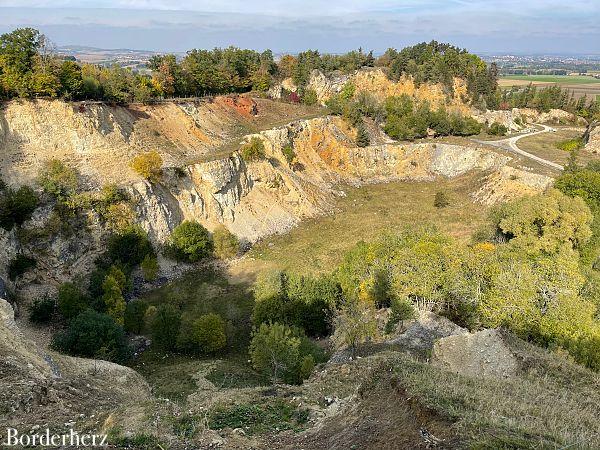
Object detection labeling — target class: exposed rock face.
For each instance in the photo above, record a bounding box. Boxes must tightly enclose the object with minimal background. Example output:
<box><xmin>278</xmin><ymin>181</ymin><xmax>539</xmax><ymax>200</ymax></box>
<box><xmin>473</xmin><ymin>166</ymin><xmax>553</xmax><ymax>205</ymax></box>
<box><xmin>272</xmin><ymin>68</ymin><xmax>470</xmax><ymax>114</ymax></box>
<box><xmin>584</xmin><ymin>121</ymin><xmax>600</xmax><ymax>153</ymax></box>
<box><xmin>473</xmin><ymin>107</ymin><xmax>585</xmax><ymax>132</ymax></box>
<box><xmin>0</xmin><ymin>298</ymin><xmax>151</xmax><ymax>429</ymax></box>
<box><xmin>387</xmin><ymin>311</ymin><xmax>469</xmax><ymax>354</ymax></box>
<box><xmin>431</xmin><ymin>329</ymin><xmax>519</xmax><ymax>378</ymax></box>
<box><xmin>0</xmin><ymin>97</ymin><xmax>256</xmax><ymax>186</ymax></box>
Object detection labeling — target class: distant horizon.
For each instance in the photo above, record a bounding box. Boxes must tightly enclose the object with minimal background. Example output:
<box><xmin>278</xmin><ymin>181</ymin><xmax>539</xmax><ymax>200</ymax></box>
<box><xmin>0</xmin><ymin>2</ymin><xmax>598</xmax><ymax>54</ymax></box>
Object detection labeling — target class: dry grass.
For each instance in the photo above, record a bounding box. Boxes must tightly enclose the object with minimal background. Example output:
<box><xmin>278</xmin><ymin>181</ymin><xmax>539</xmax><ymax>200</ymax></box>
<box><xmin>518</xmin><ymin>127</ymin><xmax>600</xmax><ymax>167</ymax></box>
<box><xmin>390</xmin><ymin>342</ymin><xmax>600</xmax><ymax>449</ymax></box>
<box><xmin>229</xmin><ymin>175</ymin><xmax>489</xmax><ymax>281</ymax></box>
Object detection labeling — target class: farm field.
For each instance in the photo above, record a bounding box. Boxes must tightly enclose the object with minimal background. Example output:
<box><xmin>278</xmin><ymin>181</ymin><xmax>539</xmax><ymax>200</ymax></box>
<box><xmin>498</xmin><ymin>75</ymin><xmax>600</xmax><ymax>100</ymax></box>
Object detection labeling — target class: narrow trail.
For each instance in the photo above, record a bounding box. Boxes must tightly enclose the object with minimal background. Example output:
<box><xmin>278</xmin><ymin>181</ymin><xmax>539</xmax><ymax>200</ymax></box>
<box><xmin>474</xmin><ymin>124</ymin><xmax>564</xmax><ymax>171</ymax></box>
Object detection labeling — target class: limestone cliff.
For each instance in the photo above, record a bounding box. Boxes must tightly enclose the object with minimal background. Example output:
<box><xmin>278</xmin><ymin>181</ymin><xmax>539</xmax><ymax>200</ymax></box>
<box><xmin>584</xmin><ymin>120</ymin><xmax>600</xmax><ymax>153</ymax></box>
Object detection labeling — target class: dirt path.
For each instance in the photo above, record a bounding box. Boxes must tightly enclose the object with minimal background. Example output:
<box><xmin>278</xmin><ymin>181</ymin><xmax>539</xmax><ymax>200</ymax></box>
<box><xmin>474</xmin><ymin>125</ymin><xmax>564</xmax><ymax>170</ymax></box>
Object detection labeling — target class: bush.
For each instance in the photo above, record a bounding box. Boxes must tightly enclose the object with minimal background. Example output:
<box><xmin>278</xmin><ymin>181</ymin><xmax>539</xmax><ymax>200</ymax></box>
<box><xmin>332</xmin><ymin>301</ymin><xmax>378</xmax><ymax>357</ymax></box>
<box><xmin>557</xmin><ymin>138</ymin><xmax>584</xmax><ymax>152</ymax></box>
<box><xmin>52</xmin><ymin>310</ymin><xmax>130</xmax><ymax>363</ymax></box>
<box><xmin>168</xmin><ymin>220</ymin><xmax>213</xmax><ymax>263</ymax></box>
<box><xmin>57</xmin><ymin>282</ymin><xmax>89</xmax><ymax>320</ymax></box>
<box><xmin>191</xmin><ymin>313</ymin><xmax>227</xmax><ymax>354</ymax></box>
<box><xmin>385</xmin><ymin>297</ymin><xmax>416</xmax><ymax>334</ymax></box>
<box><xmin>488</xmin><ymin>122</ymin><xmax>508</xmax><ymax>136</ymax></box>
<box><xmin>252</xmin><ymin>271</ymin><xmax>340</xmax><ymax>337</ymax></box>
<box><xmin>124</xmin><ymin>299</ymin><xmax>149</xmax><ymax>334</ymax></box>
<box><xmin>434</xmin><ymin>191</ymin><xmax>450</xmax><ymax>208</ymax></box>
<box><xmin>213</xmin><ymin>226</ymin><xmax>239</xmax><ymax>259</ymax></box>
<box><xmin>151</xmin><ymin>304</ymin><xmax>181</xmax><ymax>351</ymax></box>
<box><xmin>29</xmin><ymin>296</ymin><xmax>55</xmax><ymax>323</ymax></box>
<box><xmin>301</xmin><ymin>88</ymin><xmax>318</xmax><ymax>106</ymax></box>
<box><xmin>130</xmin><ymin>151</ymin><xmax>163</xmax><ymax>182</ymax></box>
<box><xmin>107</xmin><ymin>225</ymin><xmax>154</xmax><ymax>269</ymax></box>
<box><xmin>0</xmin><ymin>186</ymin><xmax>39</xmax><ymax>230</ymax></box>
<box><xmin>8</xmin><ymin>254</ymin><xmax>36</xmax><ymax>280</ymax></box>
<box><xmin>249</xmin><ymin>323</ymin><xmax>301</xmax><ymax>384</ymax></box>
<box><xmin>355</xmin><ymin>123</ymin><xmax>370</xmax><ymax>147</ymax></box>
<box><xmin>240</xmin><ymin>137</ymin><xmax>266</xmax><ymax>162</ymax></box>
<box><xmin>38</xmin><ymin>159</ymin><xmax>78</xmax><ymax>200</ymax></box>
<box><xmin>282</xmin><ymin>145</ymin><xmax>296</xmax><ymax>166</ymax></box>
<box><xmin>141</xmin><ymin>254</ymin><xmax>159</xmax><ymax>281</ymax></box>
<box><xmin>252</xmin><ymin>323</ymin><xmax>323</xmax><ymax>385</ymax></box>
<box><xmin>102</xmin><ymin>266</ymin><xmax>127</xmax><ymax>325</ymax></box>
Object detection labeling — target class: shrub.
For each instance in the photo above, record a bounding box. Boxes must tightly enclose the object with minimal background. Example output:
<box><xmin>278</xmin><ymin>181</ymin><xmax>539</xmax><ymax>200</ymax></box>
<box><xmin>385</xmin><ymin>297</ymin><xmax>416</xmax><ymax>334</ymax></box>
<box><xmin>29</xmin><ymin>296</ymin><xmax>55</xmax><ymax>323</ymax></box>
<box><xmin>355</xmin><ymin>123</ymin><xmax>370</xmax><ymax>147</ymax></box>
<box><xmin>168</xmin><ymin>220</ymin><xmax>213</xmax><ymax>263</ymax></box>
<box><xmin>102</xmin><ymin>266</ymin><xmax>127</xmax><ymax>325</ymax></box>
<box><xmin>332</xmin><ymin>301</ymin><xmax>378</xmax><ymax>357</ymax></box>
<box><xmin>249</xmin><ymin>322</ymin><xmax>322</xmax><ymax>384</ymax></box>
<box><xmin>488</xmin><ymin>122</ymin><xmax>508</xmax><ymax>136</ymax></box>
<box><xmin>213</xmin><ymin>226</ymin><xmax>239</xmax><ymax>259</ymax></box>
<box><xmin>130</xmin><ymin>150</ymin><xmax>163</xmax><ymax>182</ymax></box>
<box><xmin>151</xmin><ymin>304</ymin><xmax>181</xmax><ymax>351</ymax></box>
<box><xmin>57</xmin><ymin>282</ymin><xmax>89</xmax><ymax>320</ymax></box>
<box><xmin>191</xmin><ymin>313</ymin><xmax>227</xmax><ymax>354</ymax></box>
<box><xmin>557</xmin><ymin>138</ymin><xmax>584</xmax><ymax>152</ymax></box>
<box><xmin>141</xmin><ymin>254</ymin><xmax>159</xmax><ymax>281</ymax></box>
<box><xmin>249</xmin><ymin>322</ymin><xmax>301</xmax><ymax>384</ymax></box>
<box><xmin>434</xmin><ymin>191</ymin><xmax>450</xmax><ymax>208</ymax></box>
<box><xmin>282</xmin><ymin>145</ymin><xmax>296</xmax><ymax>165</ymax></box>
<box><xmin>0</xmin><ymin>186</ymin><xmax>39</xmax><ymax>230</ymax></box>
<box><xmin>301</xmin><ymin>88</ymin><xmax>318</xmax><ymax>106</ymax></box>
<box><xmin>107</xmin><ymin>225</ymin><xmax>154</xmax><ymax>268</ymax></box>
<box><xmin>38</xmin><ymin>159</ymin><xmax>78</xmax><ymax>200</ymax></box>
<box><xmin>51</xmin><ymin>310</ymin><xmax>130</xmax><ymax>363</ymax></box>
<box><xmin>240</xmin><ymin>137</ymin><xmax>266</xmax><ymax>162</ymax></box>
<box><xmin>8</xmin><ymin>254</ymin><xmax>36</xmax><ymax>280</ymax></box>
<box><xmin>124</xmin><ymin>299</ymin><xmax>149</xmax><ymax>334</ymax></box>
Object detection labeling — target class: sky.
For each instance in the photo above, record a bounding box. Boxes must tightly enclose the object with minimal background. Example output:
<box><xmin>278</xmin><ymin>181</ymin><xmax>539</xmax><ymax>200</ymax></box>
<box><xmin>0</xmin><ymin>1</ymin><xmax>598</xmax><ymax>54</ymax></box>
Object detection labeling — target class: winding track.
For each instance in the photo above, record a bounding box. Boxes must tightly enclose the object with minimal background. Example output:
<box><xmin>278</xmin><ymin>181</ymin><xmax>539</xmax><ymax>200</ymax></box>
<box><xmin>474</xmin><ymin>124</ymin><xmax>564</xmax><ymax>171</ymax></box>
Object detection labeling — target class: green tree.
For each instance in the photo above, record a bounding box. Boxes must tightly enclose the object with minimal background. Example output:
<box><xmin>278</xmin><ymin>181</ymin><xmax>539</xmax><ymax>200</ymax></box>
<box><xmin>57</xmin><ymin>282</ymin><xmax>88</xmax><ymax>320</ymax></box>
<box><xmin>331</xmin><ymin>301</ymin><xmax>378</xmax><ymax>357</ymax></box>
<box><xmin>58</xmin><ymin>60</ymin><xmax>83</xmax><ymax>99</ymax></box>
<box><xmin>151</xmin><ymin>304</ymin><xmax>181</xmax><ymax>351</ymax></box>
<box><xmin>102</xmin><ymin>266</ymin><xmax>127</xmax><ymax>325</ymax></box>
<box><xmin>249</xmin><ymin>322</ymin><xmax>301</xmax><ymax>384</ymax></box>
<box><xmin>29</xmin><ymin>296</ymin><xmax>55</xmax><ymax>323</ymax></box>
<box><xmin>124</xmin><ymin>299</ymin><xmax>149</xmax><ymax>334</ymax></box>
<box><xmin>191</xmin><ymin>313</ymin><xmax>227</xmax><ymax>354</ymax></box>
<box><xmin>168</xmin><ymin>220</ymin><xmax>214</xmax><ymax>263</ymax></box>
<box><xmin>52</xmin><ymin>310</ymin><xmax>130</xmax><ymax>363</ymax></box>
<box><xmin>141</xmin><ymin>254</ymin><xmax>159</xmax><ymax>281</ymax></box>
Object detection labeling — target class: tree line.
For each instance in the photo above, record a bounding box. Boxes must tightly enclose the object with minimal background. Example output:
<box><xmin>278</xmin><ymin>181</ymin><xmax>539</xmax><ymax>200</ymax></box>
<box><xmin>2</xmin><ymin>28</ymin><xmax>499</xmax><ymax>106</ymax></box>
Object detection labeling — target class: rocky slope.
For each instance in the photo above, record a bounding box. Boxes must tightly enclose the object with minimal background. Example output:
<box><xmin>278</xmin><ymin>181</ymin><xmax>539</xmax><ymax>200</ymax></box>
<box><xmin>584</xmin><ymin>120</ymin><xmax>600</xmax><ymax>153</ymax></box>
<box><xmin>0</xmin><ymin>298</ymin><xmax>150</xmax><ymax>431</ymax></box>
<box><xmin>269</xmin><ymin>67</ymin><xmax>471</xmax><ymax>114</ymax></box>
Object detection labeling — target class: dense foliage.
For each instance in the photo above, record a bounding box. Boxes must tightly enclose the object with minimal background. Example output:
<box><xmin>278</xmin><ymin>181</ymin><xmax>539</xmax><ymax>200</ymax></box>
<box><xmin>167</xmin><ymin>220</ymin><xmax>214</xmax><ymax>263</ymax></box>
<box><xmin>501</xmin><ymin>84</ymin><xmax>600</xmax><ymax>117</ymax></box>
<box><xmin>0</xmin><ymin>185</ymin><xmax>38</xmax><ymax>230</ymax></box>
<box><xmin>52</xmin><ymin>309</ymin><xmax>131</xmax><ymax>363</ymax></box>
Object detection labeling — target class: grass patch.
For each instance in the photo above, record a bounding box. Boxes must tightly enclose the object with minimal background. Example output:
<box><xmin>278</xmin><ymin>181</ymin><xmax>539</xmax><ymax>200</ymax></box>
<box><xmin>389</xmin><ymin>340</ymin><xmax>600</xmax><ymax>449</ymax></box>
<box><xmin>208</xmin><ymin>398</ymin><xmax>309</xmax><ymax>434</ymax></box>
<box><xmin>518</xmin><ymin>128</ymin><xmax>599</xmax><ymax>167</ymax></box>
<box><xmin>205</xmin><ymin>357</ymin><xmax>268</xmax><ymax>389</ymax></box>
<box><xmin>556</xmin><ymin>137</ymin><xmax>585</xmax><ymax>152</ymax></box>
<box><xmin>232</xmin><ymin>176</ymin><xmax>488</xmax><ymax>280</ymax></box>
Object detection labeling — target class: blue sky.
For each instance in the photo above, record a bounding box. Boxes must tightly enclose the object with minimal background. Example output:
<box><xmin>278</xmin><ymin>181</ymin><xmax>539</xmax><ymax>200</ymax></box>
<box><xmin>0</xmin><ymin>1</ymin><xmax>598</xmax><ymax>54</ymax></box>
